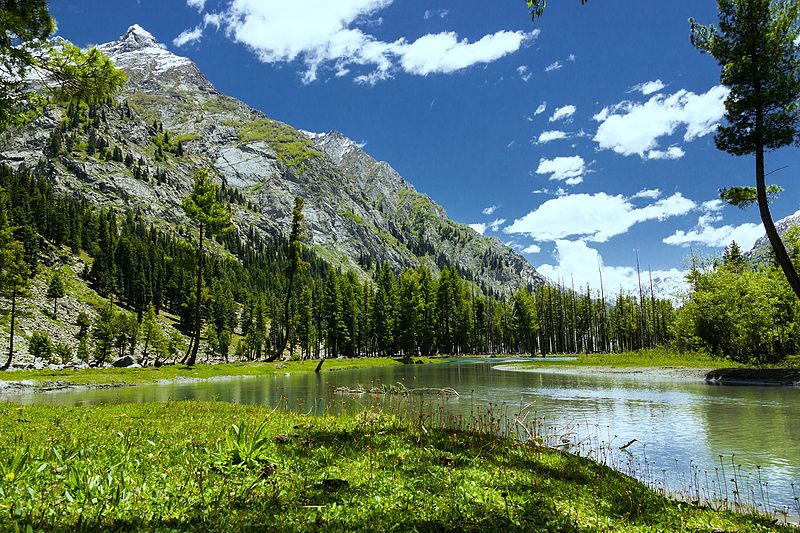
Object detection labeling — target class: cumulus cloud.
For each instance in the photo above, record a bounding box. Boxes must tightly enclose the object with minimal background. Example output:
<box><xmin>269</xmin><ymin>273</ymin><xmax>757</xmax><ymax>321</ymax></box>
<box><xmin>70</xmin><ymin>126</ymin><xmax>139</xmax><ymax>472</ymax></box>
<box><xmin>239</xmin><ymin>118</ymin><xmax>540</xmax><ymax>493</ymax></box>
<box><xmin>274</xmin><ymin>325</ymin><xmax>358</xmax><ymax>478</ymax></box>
<box><xmin>663</xmin><ymin>223</ymin><xmax>763</xmax><ymax>249</ymax></box>
<box><xmin>549</xmin><ymin>105</ymin><xmax>576</xmax><ymax>123</ymax></box>
<box><xmin>646</xmin><ymin>146</ymin><xmax>685</xmax><ymax>160</ymax></box>
<box><xmin>536</xmin><ymin>130</ymin><xmax>568</xmax><ymax>144</ymax></box>
<box><xmin>173</xmin><ymin>25</ymin><xmax>204</xmax><ymax>47</ymax></box>
<box><xmin>534</xmin><ymin>102</ymin><xmax>547</xmax><ymax>116</ymax></box>
<box><xmin>593</xmin><ymin>85</ymin><xmax>729</xmax><ymax>159</ymax></box>
<box><xmin>399</xmin><ymin>31</ymin><xmax>534</xmax><ymax>76</ymax></box>
<box><xmin>535</xmin><ymin>156</ymin><xmax>586</xmax><ymax>185</ymax></box>
<box><xmin>482</xmin><ymin>205</ymin><xmax>498</xmax><ymax>215</ymax></box>
<box><xmin>663</xmin><ymin>200</ymin><xmax>763</xmax><ymax>249</ymax></box>
<box><xmin>505</xmin><ymin>191</ymin><xmax>696</xmax><ymax>243</ymax></box>
<box><xmin>536</xmin><ymin>240</ymin><xmax>687</xmax><ymax>298</ymax></box>
<box><xmin>632</xmin><ymin>79</ymin><xmax>665</xmax><ymax>95</ymax></box>
<box><xmin>517</xmin><ymin>65</ymin><xmax>532</xmax><ymax>82</ymax></box>
<box><xmin>177</xmin><ymin>0</ymin><xmax>537</xmax><ymax>83</ymax></box>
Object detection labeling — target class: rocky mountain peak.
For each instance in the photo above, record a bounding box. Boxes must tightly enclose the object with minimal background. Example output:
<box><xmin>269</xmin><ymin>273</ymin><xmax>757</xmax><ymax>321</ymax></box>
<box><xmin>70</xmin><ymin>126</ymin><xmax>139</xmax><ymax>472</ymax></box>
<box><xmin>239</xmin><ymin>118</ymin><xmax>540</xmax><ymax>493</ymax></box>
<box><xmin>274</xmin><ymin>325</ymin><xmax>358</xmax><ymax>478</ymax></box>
<box><xmin>103</xmin><ymin>24</ymin><xmax>161</xmax><ymax>55</ymax></box>
<box><xmin>98</xmin><ymin>25</ymin><xmax>214</xmax><ymax>93</ymax></box>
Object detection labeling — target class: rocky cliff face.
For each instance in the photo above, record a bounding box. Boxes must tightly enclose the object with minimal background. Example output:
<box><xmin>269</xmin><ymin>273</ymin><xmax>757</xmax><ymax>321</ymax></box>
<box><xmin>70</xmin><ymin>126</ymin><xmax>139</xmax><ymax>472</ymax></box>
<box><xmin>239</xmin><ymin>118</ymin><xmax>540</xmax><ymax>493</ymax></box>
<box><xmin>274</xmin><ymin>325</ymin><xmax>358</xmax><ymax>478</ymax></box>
<box><xmin>746</xmin><ymin>210</ymin><xmax>800</xmax><ymax>266</ymax></box>
<box><xmin>0</xmin><ymin>25</ymin><xmax>546</xmax><ymax>294</ymax></box>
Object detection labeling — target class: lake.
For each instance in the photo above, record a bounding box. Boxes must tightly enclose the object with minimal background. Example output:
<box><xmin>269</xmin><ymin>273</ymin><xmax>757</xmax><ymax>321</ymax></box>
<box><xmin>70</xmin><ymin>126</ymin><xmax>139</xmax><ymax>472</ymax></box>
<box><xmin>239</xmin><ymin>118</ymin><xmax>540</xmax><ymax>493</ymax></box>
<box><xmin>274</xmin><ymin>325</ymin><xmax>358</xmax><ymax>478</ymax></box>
<box><xmin>3</xmin><ymin>358</ymin><xmax>799</xmax><ymax>519</ymax></box>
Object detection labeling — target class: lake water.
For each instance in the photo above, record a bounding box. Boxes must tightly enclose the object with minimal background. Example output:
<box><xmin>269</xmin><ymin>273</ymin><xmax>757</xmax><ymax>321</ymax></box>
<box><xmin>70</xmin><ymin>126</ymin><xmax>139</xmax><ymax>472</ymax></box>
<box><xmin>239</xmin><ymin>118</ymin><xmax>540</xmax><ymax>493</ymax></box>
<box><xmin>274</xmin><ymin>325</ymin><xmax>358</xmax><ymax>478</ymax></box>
<box><xmin>3</xmin><ymin>358</ymin><xmax>799</xmax><ymax>519</ymax></box>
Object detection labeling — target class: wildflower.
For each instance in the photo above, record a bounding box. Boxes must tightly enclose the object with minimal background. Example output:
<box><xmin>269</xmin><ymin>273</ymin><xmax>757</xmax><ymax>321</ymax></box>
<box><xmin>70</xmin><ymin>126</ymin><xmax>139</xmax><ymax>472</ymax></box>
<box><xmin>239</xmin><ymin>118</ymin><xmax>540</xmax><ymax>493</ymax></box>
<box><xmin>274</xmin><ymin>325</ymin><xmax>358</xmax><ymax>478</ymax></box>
<box><xmin>5</xmin><ymin>472</ymin><xmax>15</xmax><ymax>482</ymax></box>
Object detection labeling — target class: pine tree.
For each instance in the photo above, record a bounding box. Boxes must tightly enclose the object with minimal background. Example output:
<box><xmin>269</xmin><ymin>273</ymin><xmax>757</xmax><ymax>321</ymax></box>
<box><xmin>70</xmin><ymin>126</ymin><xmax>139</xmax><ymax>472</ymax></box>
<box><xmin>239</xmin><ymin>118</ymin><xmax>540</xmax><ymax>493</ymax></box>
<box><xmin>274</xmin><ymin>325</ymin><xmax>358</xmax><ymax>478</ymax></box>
<box><xmin>181</xmin><ymin>169</ymin><xmax>233</xmax><ymax>365</ymax></box>
<box><xmin>0</xmin><ymin>187</ymin><xmax>32</xmax><ymax>370</ymax></box>
<box><xmin>692</xmin><ymin>0</ymin><xmax>800</xmax><ymax>301</ymax></box>
<box><xmin>268</xmin><ymin>196</ymin><xmax>307</xmax><ymax>362</ymax></box>
<box><xmin>47</xmin><ymin>271</ymin><xmax>66</xmax><ymax>317</ymax></box>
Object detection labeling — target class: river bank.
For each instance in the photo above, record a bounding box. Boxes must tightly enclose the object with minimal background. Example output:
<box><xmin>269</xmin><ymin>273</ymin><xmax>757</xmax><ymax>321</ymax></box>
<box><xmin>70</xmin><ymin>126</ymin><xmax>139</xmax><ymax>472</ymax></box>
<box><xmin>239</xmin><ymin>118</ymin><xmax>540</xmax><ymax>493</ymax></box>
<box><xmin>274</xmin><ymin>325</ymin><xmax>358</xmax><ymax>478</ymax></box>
<box><xmin>0</xmin><ymin>401</ymin><xmax>792</xmax><ymax>532</ymax></box>
<box><xmin>0</xmin><ymin>357</ymin><xmax>438</xmax><ymax>394</ymax></box>
<box><xmin>503</xmin><ymin>349</ymin><xmax>800</xmax><ymax>386</ymax></box>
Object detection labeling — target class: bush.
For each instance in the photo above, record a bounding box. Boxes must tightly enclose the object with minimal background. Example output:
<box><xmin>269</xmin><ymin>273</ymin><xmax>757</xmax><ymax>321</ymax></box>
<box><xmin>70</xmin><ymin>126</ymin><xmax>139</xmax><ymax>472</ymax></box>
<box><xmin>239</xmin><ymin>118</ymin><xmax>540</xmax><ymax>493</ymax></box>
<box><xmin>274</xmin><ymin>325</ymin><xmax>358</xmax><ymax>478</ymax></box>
<box><xmin>28</xmin><ymin>331</ymin><xmax>53</xmax><ymax>362</ymax></box>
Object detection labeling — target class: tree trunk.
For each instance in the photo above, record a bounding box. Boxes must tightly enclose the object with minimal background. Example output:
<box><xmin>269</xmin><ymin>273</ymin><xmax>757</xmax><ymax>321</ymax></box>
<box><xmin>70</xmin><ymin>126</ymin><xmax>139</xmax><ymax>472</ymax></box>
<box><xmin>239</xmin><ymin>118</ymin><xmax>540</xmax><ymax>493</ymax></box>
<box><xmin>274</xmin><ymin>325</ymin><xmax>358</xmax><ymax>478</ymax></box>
<box><xmin>2</xmin><ymin>290</ymin><xmax>17</xmax><ymax>370</ymax></box>
<box><xmin>267</xmin><ymin>269</ymin><xmax>295</xmax><ymax>362</ymax></box>
<box><xmin>187</xmin><ymin>223</ymin><xmax>204</xmax><ymax>366</ymax></box>
<box><xmin>755</xmin><ymin>139</ymin><xmax>800</xmax><ymax>301</ymax></box>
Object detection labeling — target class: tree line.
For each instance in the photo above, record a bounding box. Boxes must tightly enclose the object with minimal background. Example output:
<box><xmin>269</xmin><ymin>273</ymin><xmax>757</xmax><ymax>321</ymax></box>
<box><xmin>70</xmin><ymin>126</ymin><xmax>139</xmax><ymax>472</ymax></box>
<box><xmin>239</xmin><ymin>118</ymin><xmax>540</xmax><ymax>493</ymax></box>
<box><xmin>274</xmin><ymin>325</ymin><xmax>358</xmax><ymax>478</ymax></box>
<box><xmin>0</xmin><ymin>163</ymin><xmax>679</xmax><ymax>367</ymax></box>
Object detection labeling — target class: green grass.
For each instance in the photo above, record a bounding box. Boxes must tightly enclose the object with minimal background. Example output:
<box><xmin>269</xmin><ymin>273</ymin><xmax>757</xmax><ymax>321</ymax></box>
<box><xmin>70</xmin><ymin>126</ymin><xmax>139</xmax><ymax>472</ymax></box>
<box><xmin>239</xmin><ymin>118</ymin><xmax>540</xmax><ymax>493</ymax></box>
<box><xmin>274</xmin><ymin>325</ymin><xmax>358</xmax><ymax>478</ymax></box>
<box><xmin>236</xmin><ymin>119</ymin><xmax>319</xmax><ymax>172</ymax></box>
<box><xmin>0</xmin><ymin>401</ymin><xmax>788</xmax><ymax>532</ymax></box>
<box><xmin>526</xmin><ymin>348</ymin><xmax>745</xmax><ymax>369</ymax></box>
<box><xmin>0</xmin><ymin>357</ymin><xmax>438</xmax><ymax>386</ymax></box>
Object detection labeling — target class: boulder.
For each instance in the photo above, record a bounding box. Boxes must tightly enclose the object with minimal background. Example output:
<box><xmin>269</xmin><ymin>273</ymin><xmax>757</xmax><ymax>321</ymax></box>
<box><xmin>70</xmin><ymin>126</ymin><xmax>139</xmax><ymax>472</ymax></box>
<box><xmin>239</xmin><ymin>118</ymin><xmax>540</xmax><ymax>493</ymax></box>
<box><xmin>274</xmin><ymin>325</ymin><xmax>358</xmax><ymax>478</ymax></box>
<box><xmin>111</xmin><ymin>355</ymin><xmax>136</xmax><ymax>368</ymax></box>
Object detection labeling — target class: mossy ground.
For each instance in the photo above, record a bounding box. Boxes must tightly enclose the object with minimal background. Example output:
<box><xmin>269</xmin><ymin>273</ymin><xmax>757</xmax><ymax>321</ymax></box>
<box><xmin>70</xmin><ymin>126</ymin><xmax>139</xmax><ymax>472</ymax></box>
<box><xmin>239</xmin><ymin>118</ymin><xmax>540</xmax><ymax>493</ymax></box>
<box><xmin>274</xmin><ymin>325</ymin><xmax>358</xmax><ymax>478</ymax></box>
<box><xmin>0</xmin><ymin>401</ymin><xmax>790</xmax><ymax>532</ymax></box>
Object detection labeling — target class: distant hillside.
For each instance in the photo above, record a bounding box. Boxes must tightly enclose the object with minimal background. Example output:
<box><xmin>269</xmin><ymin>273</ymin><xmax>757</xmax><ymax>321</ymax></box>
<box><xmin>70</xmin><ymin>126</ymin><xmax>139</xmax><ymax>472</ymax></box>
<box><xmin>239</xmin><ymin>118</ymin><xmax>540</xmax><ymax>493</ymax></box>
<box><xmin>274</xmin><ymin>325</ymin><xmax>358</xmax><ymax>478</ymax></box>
<box><xmin>0</xmin><ymin>25</ymin><xmax>545</xmax><ymax>295</ymax></box>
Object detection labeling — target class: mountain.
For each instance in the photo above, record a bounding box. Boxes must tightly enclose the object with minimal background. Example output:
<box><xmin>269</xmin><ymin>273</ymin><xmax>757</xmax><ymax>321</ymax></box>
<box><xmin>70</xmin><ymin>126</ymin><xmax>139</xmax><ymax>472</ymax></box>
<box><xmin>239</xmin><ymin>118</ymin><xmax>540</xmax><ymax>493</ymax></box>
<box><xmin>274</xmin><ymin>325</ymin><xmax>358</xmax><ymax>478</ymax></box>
<box><xmin>0</xmin><ymin>25</ymin><xmax>545</xmax><ymax>294</ymax></box>
<box><xmin>746</xmin><ymin>210</ymin><xmax>800</xmax><ymax>265</ymax></box>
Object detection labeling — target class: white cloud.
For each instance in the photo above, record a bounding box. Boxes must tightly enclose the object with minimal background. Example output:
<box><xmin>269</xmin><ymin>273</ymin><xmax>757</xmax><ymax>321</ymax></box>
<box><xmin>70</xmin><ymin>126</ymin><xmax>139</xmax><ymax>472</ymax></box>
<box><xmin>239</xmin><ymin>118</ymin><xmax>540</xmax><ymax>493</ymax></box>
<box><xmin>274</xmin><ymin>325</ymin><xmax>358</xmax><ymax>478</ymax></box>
<box><xmin>188</xmin><ymin>1</ymin><xmax>536</xmax><ymax>83</ymax></box>
<box><xmin>173</xmin><ymin>25</ymin><xmax>204</xmax><ymax>47</ymax></box>
<box><xmin>505</xmin><ymin>191</ymin><xmax>696</xmax><ymax>243</ymax></box>
<box><xmin>567</xmin><ymin>53</ymin><xmax>576</xmax><ymax>62</ymax></box>
<box><xmin>663</xmin><ymin>223</ymin><xmax>763</xmax><ymax>249</ymax></box>
<box><xmin>400</xmin><ymin>31</ymin><xmax>534</xmax><ymax>76</ymax></box>
<box><xmin>535</xmin><ymin>156</ymin><xmax>586</xmax><ymax>184</ymax></box>
<box><xmin>545</xmin><ymin>61</ymin><xmax>562</xmax><ymax>72</ymax></box>
<box><xmin>522</xmin><ymin>244</ymin><xmax>541</xmax><ymax>254</ymax></box>
<box><xmin>482</xmin><ymin>205</ymin><xmax>498</xmax><ymax>215</ymax></box>
<box><xmin>469</xmin><ymin>218</ymin><xmax>505</xmax><ymax>235</ymax></box>
<box><xmin>424</xmin><ymin>9</ymin><xmax>449</xmax><ymax>19</ymax></box>
<box><xmin>517</xmin><ymin>65</ymin><xmax>532</xmax><ymax>82</ymax></box>
<box><xmin>663</xmin><ymin>199</ymin><xmax>763</xmax><ymax>249</ymax></box>
<box><xmin>631</xmin><ymin>188</ymin><xmax>662</xmax><ymax>200</ymax></box>
<box><xmin>646</xmin><ymin>146</ymin><xmax>685</xmax><ymax>160</ymax></box>
<box><xmin>534</xmin><ymin>102</ymin><xmax>547</xmax><ymax>116</ymax></box>
<box><xmin>549</xmin><ymin>104</ymin><xmax>576</xmax><ymax>123</ymax></box>
<box><xmin>469</xmin><ymin>223</ymin><xmax>487</xmax><ymax>235</ymax></box>
<box><xmin>536</xmin><ymin>240</ymin><xmax>687</xmax><ymax>298</ymax></box>
<box><xmin>489</xmin><ymin>218</ymin><xmax>506</xmax><ymax>231</ymax></box>
<box><xmin>632</xmin><ymin>79</ymin><xmax>665</xmax><ymax>95</ymax></box>
<box><xmin>593</xmin><ymin>85</ymin><xmax>729</xmax><ymax>158</ymax></box>
<box><xmin>187</xmin><ymin>0</ymin><xmax>206</xmax><ymax>12</ymax></box>
<box><xmin>537</xmin><ymin>130</ymin><xmax>568</xmax><ymax>144</ymax></box>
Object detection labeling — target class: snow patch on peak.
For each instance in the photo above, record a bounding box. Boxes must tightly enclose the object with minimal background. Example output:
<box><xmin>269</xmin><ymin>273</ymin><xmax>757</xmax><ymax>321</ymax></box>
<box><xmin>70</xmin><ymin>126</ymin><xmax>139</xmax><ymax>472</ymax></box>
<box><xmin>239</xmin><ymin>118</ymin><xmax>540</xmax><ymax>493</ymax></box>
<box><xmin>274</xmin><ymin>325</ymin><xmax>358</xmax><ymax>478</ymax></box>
<box><xmin>99</xmin><ymin>25</ymin><xmax>197</xmax><ymax>78</ymax></box>
<box><xmin>299</xmin><ymin>130</ymin><xmax>325</xmax><ymax>140</ymax></box>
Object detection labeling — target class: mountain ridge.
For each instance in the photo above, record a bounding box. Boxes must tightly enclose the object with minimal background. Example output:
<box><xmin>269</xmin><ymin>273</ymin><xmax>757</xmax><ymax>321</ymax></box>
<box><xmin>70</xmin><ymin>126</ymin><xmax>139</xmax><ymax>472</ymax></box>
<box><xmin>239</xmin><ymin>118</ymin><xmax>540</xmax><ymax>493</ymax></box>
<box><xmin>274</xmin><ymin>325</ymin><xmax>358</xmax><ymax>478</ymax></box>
<box><xmin>1</xmin><ymin>25</ymin><xmax>547</xmax><ymax>294</ymax></box>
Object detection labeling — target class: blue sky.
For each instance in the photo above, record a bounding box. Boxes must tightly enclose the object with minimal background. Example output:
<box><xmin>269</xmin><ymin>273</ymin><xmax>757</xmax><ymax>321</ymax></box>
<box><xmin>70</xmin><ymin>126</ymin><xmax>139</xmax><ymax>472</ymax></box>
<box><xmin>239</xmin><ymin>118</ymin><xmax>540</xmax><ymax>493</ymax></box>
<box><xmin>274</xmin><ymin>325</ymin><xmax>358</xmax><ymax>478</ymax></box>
<box><xmin>49</xmin><ymin>0</ymin><xmax>799</xmax><ymax>294</ymax></box>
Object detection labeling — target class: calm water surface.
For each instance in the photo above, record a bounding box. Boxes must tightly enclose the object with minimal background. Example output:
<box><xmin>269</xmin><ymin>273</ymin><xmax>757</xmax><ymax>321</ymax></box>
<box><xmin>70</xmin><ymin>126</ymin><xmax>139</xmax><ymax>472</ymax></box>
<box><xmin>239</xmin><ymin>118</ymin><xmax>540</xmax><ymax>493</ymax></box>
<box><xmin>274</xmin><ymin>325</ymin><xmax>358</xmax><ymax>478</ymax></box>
<box><xmin>4</xmin><ymin>358</ymin><xmax>799</xmax><ymax>518</ymax></box>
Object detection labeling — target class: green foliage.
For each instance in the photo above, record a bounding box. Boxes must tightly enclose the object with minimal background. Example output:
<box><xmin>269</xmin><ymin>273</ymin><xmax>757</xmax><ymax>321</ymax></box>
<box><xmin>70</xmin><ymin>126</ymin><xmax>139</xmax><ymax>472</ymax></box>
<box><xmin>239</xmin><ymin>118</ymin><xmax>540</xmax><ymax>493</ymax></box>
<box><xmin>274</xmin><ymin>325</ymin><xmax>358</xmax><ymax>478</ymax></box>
<box><xmin>0</xmin><ymin>402</ymin><xmax>786</xmax><ymax>532</ymax></box>
<box><xmin>672</xmin><ymin>253</ymin><xmax>800</xmax><ymax>364</ymax></box>
<box><xmin>47</xmin><ymin>272</ymin><xmax>65</xmax><ymax>316</ymax></box>
<box><xmin>0</xmin><ymin>0</ymin><xmax>125</xmax><ymax>130</ymax></box>
<box><xmin>220</xmin><ymin>419</ymin><xmax>275</xmax><ymax>470</ymax></box>
<box><xmin>691</xmin><ymin>0</ymin><xmax>800</xmax><ymax>156</ymax></box>
<box><xmin>237</xmin><ymin>119</ymin><xmax>319</xmax><ymax>172</ymax></box>
<box><xmin>53</xmin><ymin>341</ymin><xmax>73</xmax><ymax>364</ymax></box>
<box><xmin>720</xmin><ymin>185</ymin><xmax>783</xmax><ymax>208</ymax></box>
<box><xmin>27</xmin><ymin>331</ymin><xmax>52</xmax><ymax>362</ymax></box>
